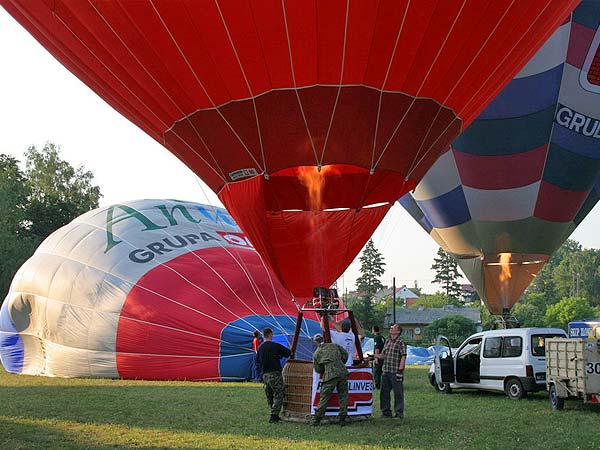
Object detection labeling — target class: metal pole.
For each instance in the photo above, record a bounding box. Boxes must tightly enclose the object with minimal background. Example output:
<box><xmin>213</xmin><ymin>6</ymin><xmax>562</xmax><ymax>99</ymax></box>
<box><xmin>348</xmin><ymin>310</ymin><xmax>364</xmax><ymax>363</ymax></box>
<box><xmin>290</xmin><ymin>310</ymin><xmax>304</xmax><ymax>358</ymax></box>
<box><xmin>393</xmin><ymin>277</ymin><xmax>396</xmax><ymax>324</ymax></box>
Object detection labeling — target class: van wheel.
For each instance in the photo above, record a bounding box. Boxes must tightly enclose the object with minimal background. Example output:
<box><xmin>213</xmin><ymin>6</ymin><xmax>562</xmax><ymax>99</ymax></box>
<box><xmin>549</xmin><ymin>384</ymin><xmax>564</xmax><ymax>410</ymax></box>
<box><xmin>505</xmin><ymin>378</ymin><xmax>526</xmax><ymax>400</ymax></box>
<box><xmin>436</xmin><ymin>382</ymin><xmax>452</xmax><ymax>394</ymax></box>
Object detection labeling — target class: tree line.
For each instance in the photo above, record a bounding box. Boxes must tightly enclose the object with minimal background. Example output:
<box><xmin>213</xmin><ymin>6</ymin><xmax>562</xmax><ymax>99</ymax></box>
<box><xmin>1</xmin><ymin>143</ymin><xmax>101</xmax><ymax>301</ymax></box>
<box><xmin>346</xmin><ymin>238</ymin><xmax>600</xmax><ymax>344</ymax></box>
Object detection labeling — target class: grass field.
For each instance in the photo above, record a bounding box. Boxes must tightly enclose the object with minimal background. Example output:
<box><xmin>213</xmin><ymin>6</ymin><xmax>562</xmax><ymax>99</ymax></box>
<box><xmin>1</xmin><ymin>365</ymin><xmax>598</xmax><ymax>450</ymax></box>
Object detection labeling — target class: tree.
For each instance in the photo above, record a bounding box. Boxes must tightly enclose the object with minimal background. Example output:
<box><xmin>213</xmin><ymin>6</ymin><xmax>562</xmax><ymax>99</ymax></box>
<box><xmin>355</xmin><ymin>239</ymin><xmax>385</xmax><ymax>297</ymax></box>
<box><xmin>0</xmin><ymin>144</ymin><xmax>102</xmax><ymax>302</ymax></box>
<box><xmin>527</xmin><ymin>239</ymin><xmax>582</xmax><ymax>304</ymax></box>
<box><xmin>0</xmin><ymin>155</ymin><xmax>38</xmax><ymax>300</ymax></box>
<box><xmin>511</xmin><ymin>301</ymin><xmax>546</xmax><ymax>328</ymax></box>
<box><xmin>478</xmin><ymin>305</ymin><xmax>495</xmax><ymax>331</ymax></box>
<box><xmin>353</xmin><ymin>239</ymin><xmax>385</xmax><ymax>329</ymax></box>
<box><xmin>424</xmin><ymin>315</ymin><xmax>477</xmax><ymax>346</ymax></box>
<box><xmin>0</xmin><ymin>154</ymin><xmax>30</xmax><ymax>234</ymax></box>
<box><xmin>553</xmin><ymin>249</ymin><xmax>600</xmax><ymax>306</ymax></box>
<box><xmin>24</xmin><ymin>143</ymin><xmax>102</xmax><ymax>239</ymax></box>
<box><xmin>408</xmin><ymin>293</ymin><xmax>460</xmax><ymax>309</ymax></box>
<box><xmin>545</xmin><ymin>297</ymin><xmax>595</xmax><ymax>331</ymax></box>
<box><xmin>431</xmin><ymin>248</ymin><xmax>462</xmax><ymax>300</ymax></box>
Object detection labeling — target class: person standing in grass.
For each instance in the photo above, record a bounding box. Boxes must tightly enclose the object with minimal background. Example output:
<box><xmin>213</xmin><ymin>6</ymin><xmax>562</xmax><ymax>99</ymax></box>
<box><xmin>311</xmin><ymin>333</ymin><xmax>349</xmax><ymax>427</ymax></box>
<box><xmin>372</xmin><ymin>325</ymin><xmax>385</xmax><ymax>389</ymax></box>
<box><xmin>256</xmin><ymin>327</ymin><xmax>291</xmax><ymax>423</ymax></box>
<box><xmin>374</xmin><ymin>323</ymin><xmax>406</xmax><ymax>419</ymax></box>
<box><xmin>251</xmin><ymin>330</ymin><xmax>263</xmax><ymax>382</ymax></box>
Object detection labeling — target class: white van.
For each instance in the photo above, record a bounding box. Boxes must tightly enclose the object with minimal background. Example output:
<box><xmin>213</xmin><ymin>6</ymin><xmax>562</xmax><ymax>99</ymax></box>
<box><xmin>429</xmin><ymin>328</ymin><xmax>567</xmax><ymax>399</ymax></box>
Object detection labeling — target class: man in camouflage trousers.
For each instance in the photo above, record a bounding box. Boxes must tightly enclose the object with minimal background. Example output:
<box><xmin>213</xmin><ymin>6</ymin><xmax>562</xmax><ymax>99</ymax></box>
<box><xmin>257</xmin><ymin>327</ymin><xmax>291</xmax><ymax>423</ymax></box>
<box><xmin>311</xmin><ymin>333</ymin><xmax>349</xmax><ymax>427</ymax></box>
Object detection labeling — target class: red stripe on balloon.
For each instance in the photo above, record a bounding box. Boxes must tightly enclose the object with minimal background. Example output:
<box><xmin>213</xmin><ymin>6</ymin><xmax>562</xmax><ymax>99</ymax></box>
<box><xmin>454</xmin><ymin>145</ymin><xmax>547</xmax><ymax>190</ymax></box>
<box><xmin>534</xmin><ymin>181</ymin><xmax>589</xmax><ymax>222</ymax></box>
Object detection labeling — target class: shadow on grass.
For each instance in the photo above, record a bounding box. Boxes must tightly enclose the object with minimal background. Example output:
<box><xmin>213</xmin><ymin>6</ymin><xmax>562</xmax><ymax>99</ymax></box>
<box><xmin>3</xmin><ymin>371</ymin><xmax>600</xmax><ymax>450</ymax></box>
<box><xmin>0</xmin><ymin>417</ymin><xmax>188</xmax><ymax>450</ymax></box>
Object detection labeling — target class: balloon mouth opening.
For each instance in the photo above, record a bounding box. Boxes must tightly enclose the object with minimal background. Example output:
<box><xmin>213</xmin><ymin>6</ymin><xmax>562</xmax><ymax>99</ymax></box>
<box><xmin>279</xmin><ymin>202</ymin><xmax>391</xmax><ymax>213</ymax></box>
<box><xmin>266</xmin><ymin>164</ymin><xmax>413</xmax><ymax>213</ymax></box>
<box><xmin>480</xmin><ymin>253</ymin><xmax>549</xmax><ymax>314</ymax></box>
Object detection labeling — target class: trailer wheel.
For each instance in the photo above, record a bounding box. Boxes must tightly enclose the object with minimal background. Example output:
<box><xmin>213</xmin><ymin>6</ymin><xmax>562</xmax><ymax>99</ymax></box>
<box><xmin>505</xmin><ymin>378</ymin><xmax>526</xmax><ymax>400</ymax></box>
<box><xmin>549</xmin><ymin>384</ymin><xmax>565</xmax><ymax>411</ymax></box>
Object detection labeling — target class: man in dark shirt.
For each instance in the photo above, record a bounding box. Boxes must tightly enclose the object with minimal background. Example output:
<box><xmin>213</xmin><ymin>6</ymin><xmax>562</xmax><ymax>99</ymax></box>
<box><xmin>256</xmin><ymin>327</ymin><xmax>291</xmax><ymax>423</ymax></box>
<box><xmin>372</xmin><ymin>325</ymin><xmax>385</xmax><ymax>389</ymax></box>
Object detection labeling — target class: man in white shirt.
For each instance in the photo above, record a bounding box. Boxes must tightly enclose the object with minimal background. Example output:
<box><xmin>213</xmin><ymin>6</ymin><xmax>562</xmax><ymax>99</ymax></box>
<box><xmin>320</xmin><ymin>316</ymin><xmax>365</xmax><ymax>366</ymax></box>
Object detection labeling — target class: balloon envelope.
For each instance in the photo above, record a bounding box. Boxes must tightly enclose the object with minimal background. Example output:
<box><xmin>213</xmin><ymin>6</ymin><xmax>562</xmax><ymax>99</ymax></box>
<box><xmin>0</xmin><ymin>200</ymin><xmax>320</xmax><ymax>380</ymax></box>
<box><xmin>1</xmin><ymin>0</ymin><xmax>579</xmax><ymax>296</ymax></box>
<box><xmin>400</xmin><ymin>1</ymin><xmax>600</xmax><ymax>314</ymax></box>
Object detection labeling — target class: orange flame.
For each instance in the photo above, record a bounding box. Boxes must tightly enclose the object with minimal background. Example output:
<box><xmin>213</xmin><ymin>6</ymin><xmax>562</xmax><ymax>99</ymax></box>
<box><xmin>499</xmin><ymin>252</ymin><xmax>513</xmax><ymax>283</ymax></box>
<box><xmin>296</xmin><ymin>165</ymin><xmax>337</xmax><ymax>211</ymax></box>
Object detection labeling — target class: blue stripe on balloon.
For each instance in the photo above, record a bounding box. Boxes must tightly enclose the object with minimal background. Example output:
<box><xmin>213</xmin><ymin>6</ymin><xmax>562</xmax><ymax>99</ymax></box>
<box><xmin>551</xmin><ymin>122</ymin><xmax>600</xmax><ymax>159</ymax></box>
<box><xmin>453</xmin><ymin>106</ymin><xmax>555</xmax><ymax>156</ymax></box>
<box><xmin>573</xmin><ymin>2</ymin><xmax>600</xmax><ymax>29</ymax></box>
<box><xmin>0</xmin><ymin>300</ymin><xmax>24</xmax><ymax>374</ymax></box>
<box><xmin>415</xmin><ymin>186</ymin><xmax>471</xmax><ymax>229</ymax></box>
<box><xmin>219</xmin><ymin>315</ymin><xmax>321</xmax><ymax>381</ymax></box>
<box><xmin>398</xmin><ymin>194</ymin><xmax>433</xmax><ymax>233</ymax></box>
<box><xmin>478</xmin><ymin>64</ymin><xmax>564</xmax><ymax>120</ymax></box>
<box><xmin>543</xmin><ymin>143</ymin><xmax>600</xmax><ymax>191</ymax></box>
<box><xmin>419</xmin><ymin>214</ymin><xmax>434</xmax><ymax>234</ymax></box>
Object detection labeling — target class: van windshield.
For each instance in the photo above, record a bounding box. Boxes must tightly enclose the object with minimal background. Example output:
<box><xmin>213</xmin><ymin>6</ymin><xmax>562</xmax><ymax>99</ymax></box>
<box><xmin>531</xmin><ymin>334</ymin><xmax>564</xmax><ymax>356</ymax></box>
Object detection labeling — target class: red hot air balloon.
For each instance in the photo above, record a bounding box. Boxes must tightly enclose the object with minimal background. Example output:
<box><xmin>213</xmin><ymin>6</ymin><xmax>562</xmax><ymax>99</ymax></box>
<box><xmin>1</xmin><ymin>0</ymin><xmax>579</xmax><ymax>297</ymax></box>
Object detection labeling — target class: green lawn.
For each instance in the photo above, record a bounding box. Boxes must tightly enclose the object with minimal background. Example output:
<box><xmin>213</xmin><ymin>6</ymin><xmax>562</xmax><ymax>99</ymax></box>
<box><xmin>0</xmin><ymin>366</ymin><xmax>598</xmax><ymax>450</ymax></box>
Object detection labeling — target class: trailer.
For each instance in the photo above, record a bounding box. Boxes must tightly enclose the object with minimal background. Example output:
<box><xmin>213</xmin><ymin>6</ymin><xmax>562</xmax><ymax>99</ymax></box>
<box><xmin>545</xmin><ymin>338</ymin><xmax>600</xmax><ymax>410</ymax></box>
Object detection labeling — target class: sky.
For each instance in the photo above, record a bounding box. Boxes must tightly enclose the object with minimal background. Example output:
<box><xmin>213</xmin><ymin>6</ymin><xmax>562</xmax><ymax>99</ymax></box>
<box><xmin>1</xmin><ymin>8</ymin><xmax>599</xmax><ymax>296</ymax></box>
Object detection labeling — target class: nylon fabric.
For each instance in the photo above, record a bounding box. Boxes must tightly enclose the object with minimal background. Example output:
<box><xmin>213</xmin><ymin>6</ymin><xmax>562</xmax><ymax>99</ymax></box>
<box><xmin>399</xmin><ymin>0</ymin><xmax>600</xmax><ymax>314</ymax></box>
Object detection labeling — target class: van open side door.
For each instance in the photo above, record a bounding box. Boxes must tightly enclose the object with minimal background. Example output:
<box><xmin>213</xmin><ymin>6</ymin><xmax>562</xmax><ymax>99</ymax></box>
<box><xmin>435</xmin><ymin>335</ymin><xmax>455</xmax><ymax>383</ymax></box>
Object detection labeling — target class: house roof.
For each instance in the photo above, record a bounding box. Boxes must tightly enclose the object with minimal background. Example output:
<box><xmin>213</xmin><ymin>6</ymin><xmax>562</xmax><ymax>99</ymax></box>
<box><xmin>397</xmin><ymin>286</ymin><xmax>418</xmax><ymax>299</ymax></box>
<box><xmin>384</xmin><ymin>305</ymin><xmax>481</xmax><ymax>327</ymax></box>
<box><xmin>373</xmin><ymin>286</ymin><xmax>418</xmax><ymax>301</ymax></box>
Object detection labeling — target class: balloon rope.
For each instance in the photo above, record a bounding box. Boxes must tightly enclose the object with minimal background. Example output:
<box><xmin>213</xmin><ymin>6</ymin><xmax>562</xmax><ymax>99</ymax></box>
<box><xmin>75</xmin><ymin>1</ymin><xmax>229</xmax><ymax>184</ymax></box>
<box><xmin>232</xmin><ymin>248</ymin><xmax>304</xmax><ymax>335</ymax></box>
<box><xmin>280</xmin><ymin>0</ymin><xmax>319</xmax><ymax>166</ymax></box>
<box><xmin>405</xmin><ymin>116</ymin><xmax>461</xmax><ymax>180</ymax></box>
<box><xmin>148</xmin><ymin>0</ymin><xmax>263</xmax><ymax>173</ymax></box>
<box><xmin>319</xmin><ymin>0</ymin><xmax>350</xmax><ymax>166</ymax></box>
<box><xmin>373</xmin><ymin>0</ymin><xmax>467</xmax><ymax>172</ymax></box>
<box><xmin>213</xmin><ymin>0</ymin><xmax>267</xmax><ymax>174</ymax></box>
<box><xmin>412</xmin><ymin>4</ymin><xmax>569</xmax><ymax>181</ymax></box>
<box><xmin>370</xmin><ymin>0</ymin><xmax>410</xmax><ymax>170</ymax></box>
<box><xmin>458</xmin><ymin>2</ymin><xmax>566</xmax><ymax>120</ymax></box>
<box><xmin>441</xmin><ymin>0</ymin><xmax>519</xmax><ymax>112</ymax></box>
<box><xmin>75</xmin><ymin>211</ymin><xmax>261</xmax><ymax>331</ymax></box>
<box><xmin>404</xmin><ymin>106</ymin><xmax>445</xmax><ymax>177</ymax></box>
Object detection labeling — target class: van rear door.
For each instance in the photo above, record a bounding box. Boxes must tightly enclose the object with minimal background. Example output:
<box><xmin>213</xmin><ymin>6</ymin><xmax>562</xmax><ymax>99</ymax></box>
<box><xmin>530</xmin><ymin>333</ymin><xmax>566</xmax><ymax>382</ymax></box>
<box><xmin>435</xmin><ymin>335</ymin><xmax>455</xmax><ymax>383</ymax></box>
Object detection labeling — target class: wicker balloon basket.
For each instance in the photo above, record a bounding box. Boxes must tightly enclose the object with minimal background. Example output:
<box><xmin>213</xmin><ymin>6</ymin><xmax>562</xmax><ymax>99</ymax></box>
<box><xmin>281</xmin><ymin>359</ymin><xmax>371</xmax><ymax>424</ymax></box>
<box><xmin>281</xmin><ymin>359</ymin><xmax>314</xmax><ymax>423</ymax></box>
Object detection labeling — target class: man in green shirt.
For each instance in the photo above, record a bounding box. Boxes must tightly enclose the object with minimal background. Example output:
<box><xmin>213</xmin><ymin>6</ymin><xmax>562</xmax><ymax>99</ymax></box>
<box><xmin>311</xmin><ymin>333</ymin><xmax>349</xmax><ymax>426</ymax></box>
